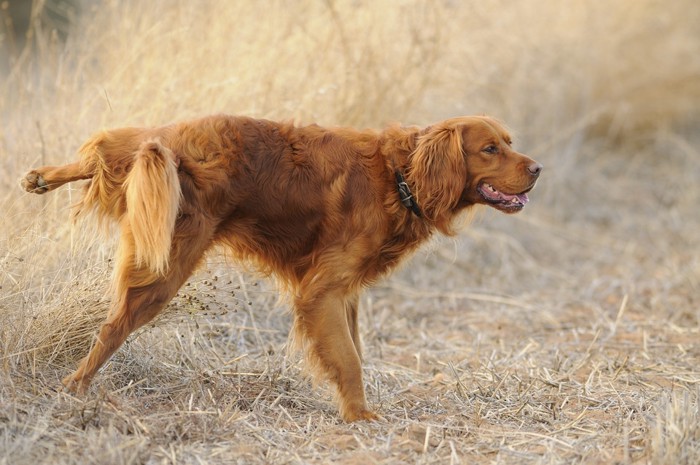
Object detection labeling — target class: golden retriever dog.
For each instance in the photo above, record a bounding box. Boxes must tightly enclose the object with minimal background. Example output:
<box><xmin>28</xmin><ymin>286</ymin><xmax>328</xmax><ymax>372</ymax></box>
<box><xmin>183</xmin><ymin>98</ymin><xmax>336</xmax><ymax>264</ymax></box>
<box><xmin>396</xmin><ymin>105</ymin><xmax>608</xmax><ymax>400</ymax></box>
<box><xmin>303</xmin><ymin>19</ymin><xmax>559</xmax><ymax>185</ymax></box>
<box><xmin>21</xmin><ymin>114</ymin><xmax>542</xmax><ymax>421</ymax></box>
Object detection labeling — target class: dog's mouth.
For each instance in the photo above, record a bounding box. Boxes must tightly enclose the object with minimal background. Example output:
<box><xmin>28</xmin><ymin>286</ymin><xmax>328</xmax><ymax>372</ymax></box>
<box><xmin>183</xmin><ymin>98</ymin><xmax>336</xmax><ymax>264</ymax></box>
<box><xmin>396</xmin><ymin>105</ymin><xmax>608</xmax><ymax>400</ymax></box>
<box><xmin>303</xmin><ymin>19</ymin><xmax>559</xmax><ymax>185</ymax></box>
<box><xmin>477</xmin><ymin>182</ymin><xmax>530</xmax><ymax>212</ymax></box>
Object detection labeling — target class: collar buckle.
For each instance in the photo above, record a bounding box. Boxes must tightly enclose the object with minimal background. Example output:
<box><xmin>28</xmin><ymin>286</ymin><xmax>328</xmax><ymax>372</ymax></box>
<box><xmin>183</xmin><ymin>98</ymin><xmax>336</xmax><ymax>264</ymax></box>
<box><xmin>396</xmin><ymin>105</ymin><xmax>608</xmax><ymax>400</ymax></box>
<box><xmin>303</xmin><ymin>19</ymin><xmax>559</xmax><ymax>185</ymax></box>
<box><xmin>395</xmin><ymin>171</ymin><xmax>422</xmax><ymax>218</ymax></box>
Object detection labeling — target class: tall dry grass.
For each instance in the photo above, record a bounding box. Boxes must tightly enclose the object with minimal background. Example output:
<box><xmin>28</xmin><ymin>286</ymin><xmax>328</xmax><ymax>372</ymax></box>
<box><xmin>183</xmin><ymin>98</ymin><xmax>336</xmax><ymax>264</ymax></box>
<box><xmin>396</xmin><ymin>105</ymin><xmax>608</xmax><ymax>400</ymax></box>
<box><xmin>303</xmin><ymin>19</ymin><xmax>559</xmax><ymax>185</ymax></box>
<box><xmin>1</xmin><ymin>0</ymin><xmax>699</xmax><ymax>464</ymax></box>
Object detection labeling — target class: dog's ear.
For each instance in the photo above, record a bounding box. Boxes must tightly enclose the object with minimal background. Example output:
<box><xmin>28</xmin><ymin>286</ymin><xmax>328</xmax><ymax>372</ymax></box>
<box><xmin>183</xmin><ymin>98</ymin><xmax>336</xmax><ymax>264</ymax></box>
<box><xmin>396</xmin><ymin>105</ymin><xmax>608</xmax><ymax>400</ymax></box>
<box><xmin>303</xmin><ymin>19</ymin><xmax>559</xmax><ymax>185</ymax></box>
<box><xmin>407</xmin><ymin>123</ymin><xmax>467</xmax><ymax>232</ymax></box>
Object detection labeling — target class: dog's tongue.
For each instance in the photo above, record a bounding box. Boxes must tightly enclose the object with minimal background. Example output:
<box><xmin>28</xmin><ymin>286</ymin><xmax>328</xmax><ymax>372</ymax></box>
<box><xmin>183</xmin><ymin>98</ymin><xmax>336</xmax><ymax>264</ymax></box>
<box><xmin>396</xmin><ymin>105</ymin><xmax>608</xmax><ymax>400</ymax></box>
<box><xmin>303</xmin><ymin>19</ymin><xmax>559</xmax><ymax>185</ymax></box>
<box><xmin>481</xmin><ymin>184</ymin><xmax>530</xmax><ymax>205</ymax></box>
<box><xmin>501</xmin><ymin>192</ymin><xmax>529</xmax><ymax>204</ymax></box>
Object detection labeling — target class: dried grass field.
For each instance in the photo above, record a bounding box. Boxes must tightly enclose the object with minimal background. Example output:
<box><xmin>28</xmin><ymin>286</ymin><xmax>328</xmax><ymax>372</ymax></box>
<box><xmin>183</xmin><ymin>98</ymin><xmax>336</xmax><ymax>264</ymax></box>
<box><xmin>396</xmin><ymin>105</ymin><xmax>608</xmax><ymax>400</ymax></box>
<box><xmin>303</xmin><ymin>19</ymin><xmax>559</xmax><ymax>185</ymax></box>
<box><xmin>1</xmin><ymin>0</ymin><xmax>700</xmax><ymax>463</ymax></box>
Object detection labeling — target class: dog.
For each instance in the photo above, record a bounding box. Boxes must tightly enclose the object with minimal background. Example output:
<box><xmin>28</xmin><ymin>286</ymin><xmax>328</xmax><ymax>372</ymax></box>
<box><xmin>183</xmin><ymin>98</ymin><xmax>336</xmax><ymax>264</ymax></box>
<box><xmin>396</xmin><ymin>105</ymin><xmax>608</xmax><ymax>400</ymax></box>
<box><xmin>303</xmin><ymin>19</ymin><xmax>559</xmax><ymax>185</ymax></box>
<box><xmin>21</xmin><ymin>114</ymin><xmax>542</xmax><ymax>421</ymax></box>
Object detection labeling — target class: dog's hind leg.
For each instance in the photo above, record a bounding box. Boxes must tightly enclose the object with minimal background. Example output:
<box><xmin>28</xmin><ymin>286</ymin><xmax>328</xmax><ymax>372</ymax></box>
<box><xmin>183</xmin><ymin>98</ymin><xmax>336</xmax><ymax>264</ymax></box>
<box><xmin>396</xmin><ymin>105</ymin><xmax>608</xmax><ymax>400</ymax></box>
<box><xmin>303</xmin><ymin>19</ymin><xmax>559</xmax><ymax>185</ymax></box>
<box><xmin>62</xmin><ymin>216</ymin><xmax>213</xmax><ymax>393</ymax></box>
<box><xmin>21</xmin><ymin>162</ymin><xmax>91</xmax><ymax>194</ymax></box>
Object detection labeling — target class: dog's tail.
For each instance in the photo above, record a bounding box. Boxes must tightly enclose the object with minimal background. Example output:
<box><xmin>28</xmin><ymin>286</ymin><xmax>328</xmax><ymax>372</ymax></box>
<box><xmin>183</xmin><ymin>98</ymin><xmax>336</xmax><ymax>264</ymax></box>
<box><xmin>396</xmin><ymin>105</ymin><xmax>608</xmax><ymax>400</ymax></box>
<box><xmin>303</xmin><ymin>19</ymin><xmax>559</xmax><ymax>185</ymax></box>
<box><xmin>122</xmin><ymin>139</ymin><xmax>182</xmax><ymax>276</ymax></box>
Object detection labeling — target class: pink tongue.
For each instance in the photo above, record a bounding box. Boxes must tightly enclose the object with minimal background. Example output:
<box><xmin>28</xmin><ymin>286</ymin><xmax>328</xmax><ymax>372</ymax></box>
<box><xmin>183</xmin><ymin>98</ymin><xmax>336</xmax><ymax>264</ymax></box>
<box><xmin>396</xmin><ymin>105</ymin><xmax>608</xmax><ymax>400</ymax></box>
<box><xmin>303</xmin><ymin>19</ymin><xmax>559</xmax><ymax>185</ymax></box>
<box><xmin>500</xmin><ymin>192</ymin><xmax>529</xmax><ymax>204</ymax></box>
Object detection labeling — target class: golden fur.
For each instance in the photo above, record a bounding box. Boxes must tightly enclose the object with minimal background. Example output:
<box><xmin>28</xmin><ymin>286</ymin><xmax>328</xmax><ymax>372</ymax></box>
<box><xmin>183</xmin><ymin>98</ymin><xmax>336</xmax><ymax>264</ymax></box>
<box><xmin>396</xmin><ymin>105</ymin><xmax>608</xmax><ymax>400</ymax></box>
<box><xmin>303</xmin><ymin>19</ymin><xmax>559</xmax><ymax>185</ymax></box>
<box><xmin>21</xmin><ymin>114</ymin><xmax>541</xmax><ymax>421</ymax></box>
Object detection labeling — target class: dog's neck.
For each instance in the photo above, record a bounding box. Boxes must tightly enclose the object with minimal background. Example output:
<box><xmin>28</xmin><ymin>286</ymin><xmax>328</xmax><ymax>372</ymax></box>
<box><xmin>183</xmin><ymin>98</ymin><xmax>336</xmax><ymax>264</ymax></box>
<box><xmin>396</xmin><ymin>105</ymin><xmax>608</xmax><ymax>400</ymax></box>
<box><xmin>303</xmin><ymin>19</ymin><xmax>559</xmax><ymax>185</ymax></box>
<box><xmin>378</xmin><ymin>125</ymin><xmax>424</xmax><ymax>218</ymax></box>
<box><xmin>394</xmin><ymin>169</ymin><xmax>422</xmax><ymax>217</ymax></box>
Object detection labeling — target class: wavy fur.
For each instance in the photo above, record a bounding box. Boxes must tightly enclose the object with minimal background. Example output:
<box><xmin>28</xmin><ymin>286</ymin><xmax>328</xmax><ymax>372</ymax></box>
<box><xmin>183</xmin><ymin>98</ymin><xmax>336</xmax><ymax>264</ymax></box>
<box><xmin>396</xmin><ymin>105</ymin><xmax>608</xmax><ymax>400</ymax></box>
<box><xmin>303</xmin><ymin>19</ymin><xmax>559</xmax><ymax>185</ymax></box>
<box><xmin>21</xmin><ymin>114</ymin><xmax>541</xmax><ymax>422</ymax></box>
<box><xmin>123</xmin><ymin>140</ymin><xmax>181</xmax><ymax>276</ymax></box>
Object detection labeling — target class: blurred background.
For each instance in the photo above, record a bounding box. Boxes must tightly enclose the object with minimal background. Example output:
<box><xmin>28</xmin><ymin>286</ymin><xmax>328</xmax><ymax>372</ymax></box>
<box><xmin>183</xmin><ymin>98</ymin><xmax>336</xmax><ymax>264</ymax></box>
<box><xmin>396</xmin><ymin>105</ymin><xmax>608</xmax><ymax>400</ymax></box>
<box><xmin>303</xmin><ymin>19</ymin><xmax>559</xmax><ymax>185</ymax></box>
<box><xmin>1</xmin><ymin>0</ymin><xmax>699</xmax><ymax>462</ymax></box>
<box><xmin>2</xmin><ymin>0</ymin><xmax>697</xmax><ymax>327</ymax></box>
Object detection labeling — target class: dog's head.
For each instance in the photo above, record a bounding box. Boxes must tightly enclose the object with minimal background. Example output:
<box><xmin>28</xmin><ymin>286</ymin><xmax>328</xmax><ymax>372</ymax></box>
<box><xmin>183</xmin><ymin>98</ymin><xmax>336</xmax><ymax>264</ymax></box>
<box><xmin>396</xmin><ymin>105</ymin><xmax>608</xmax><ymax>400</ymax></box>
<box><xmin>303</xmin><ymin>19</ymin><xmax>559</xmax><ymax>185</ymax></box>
<box><xmin>407</xmin><ymin>116</ymin><xmax>542</xmax><ymax>231</ymax></box>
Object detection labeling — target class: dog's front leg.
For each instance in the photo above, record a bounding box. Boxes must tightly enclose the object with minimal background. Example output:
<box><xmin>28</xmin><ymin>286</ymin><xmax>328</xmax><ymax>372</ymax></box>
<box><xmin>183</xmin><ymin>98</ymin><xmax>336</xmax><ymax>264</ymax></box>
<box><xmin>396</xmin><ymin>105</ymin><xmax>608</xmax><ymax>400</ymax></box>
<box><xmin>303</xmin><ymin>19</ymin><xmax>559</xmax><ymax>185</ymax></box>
<box><xmin>294</xmin><ymin>288</ymin><xmax>378</xmax><ymax>422</ymax></box>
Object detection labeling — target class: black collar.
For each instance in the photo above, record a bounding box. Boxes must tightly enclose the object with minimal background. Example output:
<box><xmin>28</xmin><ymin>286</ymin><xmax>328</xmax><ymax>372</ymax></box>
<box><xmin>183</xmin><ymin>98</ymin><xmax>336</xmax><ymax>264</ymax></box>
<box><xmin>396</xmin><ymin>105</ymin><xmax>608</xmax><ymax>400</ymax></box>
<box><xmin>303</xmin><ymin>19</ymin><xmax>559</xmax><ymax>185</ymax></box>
<box><xmin>394</xmin><ymin>170</ymin><xmax>422</xmax><ymax>218</ymax></box>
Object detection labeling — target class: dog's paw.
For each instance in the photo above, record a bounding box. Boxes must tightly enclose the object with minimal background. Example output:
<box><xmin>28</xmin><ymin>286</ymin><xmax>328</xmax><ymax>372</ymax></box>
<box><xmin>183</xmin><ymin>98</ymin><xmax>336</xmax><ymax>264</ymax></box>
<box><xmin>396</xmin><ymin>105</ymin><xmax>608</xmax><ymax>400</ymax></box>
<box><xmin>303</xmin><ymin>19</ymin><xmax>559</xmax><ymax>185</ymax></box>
<box><xmin>342</xmin><ymin>407</ymin><xmax>383</xmax><ymax>423</ymax></box>
<box><xmin>62</xmin><ymin>373</ymin><xmax>89</xmax><ymax>395</ymax></box>
<box><xmin>21</xmin><ymin>171</ymin><xmax>49</xmax><ymax>194</ymax></box>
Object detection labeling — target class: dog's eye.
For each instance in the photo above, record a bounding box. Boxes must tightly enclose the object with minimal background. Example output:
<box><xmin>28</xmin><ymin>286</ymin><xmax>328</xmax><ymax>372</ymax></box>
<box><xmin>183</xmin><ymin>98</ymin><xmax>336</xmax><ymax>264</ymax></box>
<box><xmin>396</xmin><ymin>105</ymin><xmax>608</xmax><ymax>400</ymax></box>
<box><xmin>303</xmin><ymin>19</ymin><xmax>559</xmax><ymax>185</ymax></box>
<box><xmin>482</xmin><ymin>145</ymin><xmax>498</xmax><ymax>154</ymax></box>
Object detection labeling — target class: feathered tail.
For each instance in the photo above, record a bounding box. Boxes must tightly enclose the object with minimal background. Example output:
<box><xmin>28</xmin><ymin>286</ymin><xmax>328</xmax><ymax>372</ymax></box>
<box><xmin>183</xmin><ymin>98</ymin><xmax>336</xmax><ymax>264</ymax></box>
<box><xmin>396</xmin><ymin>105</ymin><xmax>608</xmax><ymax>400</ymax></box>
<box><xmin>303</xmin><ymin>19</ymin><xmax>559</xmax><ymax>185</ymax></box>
<box><xmin>122</xmin><ymin>139</ymin><xmax>181</xmax><ymax>276</ymax></box>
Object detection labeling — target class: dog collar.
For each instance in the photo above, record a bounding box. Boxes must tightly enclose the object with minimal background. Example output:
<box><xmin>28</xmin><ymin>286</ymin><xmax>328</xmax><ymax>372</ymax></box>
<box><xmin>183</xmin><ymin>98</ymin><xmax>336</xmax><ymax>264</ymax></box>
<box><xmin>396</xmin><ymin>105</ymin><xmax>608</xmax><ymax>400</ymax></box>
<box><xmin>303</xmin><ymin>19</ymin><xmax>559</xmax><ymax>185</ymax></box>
<box><xmin>394</xmin><ymin>170</ymin><xmax>422</xmax><ymax>218</ymax></box>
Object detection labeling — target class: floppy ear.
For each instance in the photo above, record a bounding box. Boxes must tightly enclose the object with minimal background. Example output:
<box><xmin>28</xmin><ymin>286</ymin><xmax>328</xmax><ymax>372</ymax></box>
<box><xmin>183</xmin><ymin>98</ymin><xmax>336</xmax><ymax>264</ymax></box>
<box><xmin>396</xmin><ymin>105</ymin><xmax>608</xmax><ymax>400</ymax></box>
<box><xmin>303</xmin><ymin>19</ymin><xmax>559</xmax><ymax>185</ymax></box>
<box><xmin>406</xmin><ymin>124</ymin><xmax>467</xmax><ymax>230</ymax></box>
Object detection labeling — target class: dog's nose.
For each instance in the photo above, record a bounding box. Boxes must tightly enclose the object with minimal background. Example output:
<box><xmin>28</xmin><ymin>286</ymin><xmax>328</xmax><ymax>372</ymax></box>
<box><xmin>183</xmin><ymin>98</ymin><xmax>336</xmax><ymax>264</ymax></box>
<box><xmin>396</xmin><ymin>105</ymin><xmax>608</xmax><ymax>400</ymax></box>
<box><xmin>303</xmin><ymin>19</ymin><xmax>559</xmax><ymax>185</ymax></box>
<box><xmin>528</xmin><ymin>162</ymin><xmax>543</xmax><ymax>177</ymax></box>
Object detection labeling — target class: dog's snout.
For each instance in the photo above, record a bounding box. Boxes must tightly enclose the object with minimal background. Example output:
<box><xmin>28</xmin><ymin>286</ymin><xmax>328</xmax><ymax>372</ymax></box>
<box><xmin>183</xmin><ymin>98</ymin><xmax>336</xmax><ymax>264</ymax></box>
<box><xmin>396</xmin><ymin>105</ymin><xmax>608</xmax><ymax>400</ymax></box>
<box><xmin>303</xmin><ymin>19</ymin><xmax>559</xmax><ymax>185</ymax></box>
<box><xmin>528</xmin><ymin>162</ymin><xmax>543</xmax><ymax>177</ymax></box>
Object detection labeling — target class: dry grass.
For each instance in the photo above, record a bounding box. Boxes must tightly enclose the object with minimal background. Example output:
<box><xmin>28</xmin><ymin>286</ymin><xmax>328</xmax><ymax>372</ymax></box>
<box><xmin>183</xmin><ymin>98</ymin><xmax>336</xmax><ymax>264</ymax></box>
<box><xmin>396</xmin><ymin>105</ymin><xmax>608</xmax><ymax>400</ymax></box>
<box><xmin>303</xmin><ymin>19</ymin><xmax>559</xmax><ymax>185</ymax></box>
<box><xmin>2</xmin><ymin>0</ymin><xmax>700</xmax><ymax>463</ymax></box>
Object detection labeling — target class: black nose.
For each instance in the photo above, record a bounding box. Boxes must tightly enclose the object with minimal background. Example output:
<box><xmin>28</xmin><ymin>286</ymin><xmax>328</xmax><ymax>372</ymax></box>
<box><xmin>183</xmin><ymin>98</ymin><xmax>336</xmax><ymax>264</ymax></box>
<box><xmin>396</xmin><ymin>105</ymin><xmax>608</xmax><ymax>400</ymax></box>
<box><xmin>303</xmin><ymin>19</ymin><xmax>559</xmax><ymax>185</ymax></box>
<box><xmin>528</xmin><ymin>162</ymin><xmax>543</xmax><ymax>177</ymax></box>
